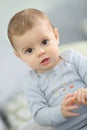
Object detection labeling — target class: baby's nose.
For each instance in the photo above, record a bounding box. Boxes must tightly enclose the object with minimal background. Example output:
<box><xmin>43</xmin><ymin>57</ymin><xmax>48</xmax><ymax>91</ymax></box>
<box><xmin>36</xmin><ymin>47</ymin><xmax>45</xmax><ymax>57</ymax></box>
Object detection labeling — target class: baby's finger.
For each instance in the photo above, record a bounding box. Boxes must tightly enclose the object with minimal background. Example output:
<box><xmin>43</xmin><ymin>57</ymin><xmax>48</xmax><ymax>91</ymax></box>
<box><xmin>65</xmin><ymin>97</ymin><xmax>75</xmax><ymax>106</ymax></box>
<box><xmin>77</xmin><ymin>89</ymin><xmax>85</xmax><ymax>103</ymax></box>
<box><xmin>66</xmin><ymin>111</ymin><xmax>80</xmax><ymax>117</ymax></box>
<box><xmin>85</xmin><ymin>88</ymin><xmax>87</xmax><ymax>99</ymax></box>
<box><xmin>64</xmin><ymin>93</ymin><xmax>74</xmax><ymax>100</ymax></box>
<box><xmin>66</xmin><ymin>105</ymin><xmax>79</xmax><ymax>112</ymax></box>
<box><xmin>63</xmin><ymin>94</ymin><xmax>74</xmax><ymax>106</ymax></box>
<box><xmin>74</xmin><ymin>88</ymin><xmax>87</xmax><ymax>104</ymax></box>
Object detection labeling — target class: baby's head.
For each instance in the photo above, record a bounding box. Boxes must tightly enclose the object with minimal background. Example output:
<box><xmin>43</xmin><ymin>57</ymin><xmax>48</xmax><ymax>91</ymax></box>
<box><xmin>7</xmin><ymin>8</ymin><xmax>60</xmax><ymax>72</ymax></box>
<box><xmin>8</xmin><ymin>8</ymin><xmax>54</xmax><ymax>50</ymax></box>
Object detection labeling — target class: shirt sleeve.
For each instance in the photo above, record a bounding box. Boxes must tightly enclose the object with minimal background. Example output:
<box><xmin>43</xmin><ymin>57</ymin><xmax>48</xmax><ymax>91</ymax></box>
<box><xmin>70</xmin><ymin>50</ymin><xmax>87</xmax><ymax>85</ymax></box>
<box><xmin>24</xmin><ymin>75</ymin><xmax>67</xmax><ymax>127</ymax></box>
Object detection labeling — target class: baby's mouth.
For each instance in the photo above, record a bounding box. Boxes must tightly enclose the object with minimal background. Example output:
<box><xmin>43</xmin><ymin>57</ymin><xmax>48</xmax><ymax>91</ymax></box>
<box><xmin>41</xmin><ymin>58</ymin><xmax>50</xmax><ymax>64</ymax></box>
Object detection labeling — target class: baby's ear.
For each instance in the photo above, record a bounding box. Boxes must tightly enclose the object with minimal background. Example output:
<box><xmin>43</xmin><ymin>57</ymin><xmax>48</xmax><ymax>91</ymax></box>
<box><xmin>14</xmin><ymin>51</ymin><xmax>25</xmax><ymax>62</ymax></box>
<box><xmin>14</xmin><ymin>51</ymin><xmax>24</xmax><ymax>61</ymax></box>
<box><xmin>14</xmin><ymin>51</ymin><xmax>20</xmax><ymax>58</ymax></box>
<box><xmin>54</xmin><ymin>28</ymin><xmax>59</xmax><ymax>44</ymax></box>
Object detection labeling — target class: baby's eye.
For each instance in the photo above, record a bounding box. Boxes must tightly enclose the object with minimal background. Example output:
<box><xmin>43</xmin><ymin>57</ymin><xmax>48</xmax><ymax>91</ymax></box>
<box><xmin>25</xmin><ymin>48</ymin><xmax>32</xmax><ymax>53</ymax></box>
<box><xmin>42</xmin><ymin>39</ymin><xmax>48</xmax><ymax>45</ymax></box>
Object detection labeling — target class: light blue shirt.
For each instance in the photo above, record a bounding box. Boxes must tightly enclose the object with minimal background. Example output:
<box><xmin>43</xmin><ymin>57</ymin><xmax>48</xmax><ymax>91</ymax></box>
<box><xmin>24</xmin><ymin>50</ymin><xmax>87</xmax><ymax>130</ymax></box>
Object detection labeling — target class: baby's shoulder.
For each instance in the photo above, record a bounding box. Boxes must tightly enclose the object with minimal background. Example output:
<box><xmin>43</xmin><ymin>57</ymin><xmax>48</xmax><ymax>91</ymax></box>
<box><xmin>60</xmin><ymin>49</ymin><xmax>76</xmax><ymax>61</ymax></box>
<box><xmin>24</xmin><ymin>70</ymin><xmax>37</xmax><ymax>83</ymax></box>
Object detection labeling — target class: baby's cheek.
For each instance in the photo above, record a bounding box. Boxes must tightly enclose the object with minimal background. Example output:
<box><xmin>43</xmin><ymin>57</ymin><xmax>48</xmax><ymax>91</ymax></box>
<box><xmin>27</xmin><ymin>60</ymin><xmax>37</xmax><ymax>68</ymax></box>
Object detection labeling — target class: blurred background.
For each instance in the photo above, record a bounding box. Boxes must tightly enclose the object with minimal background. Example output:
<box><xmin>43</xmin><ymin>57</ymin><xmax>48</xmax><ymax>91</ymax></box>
<box><xmin>0</xmin><ymin>0</ymin><xmax>87</xmax><ymax>130</ymax></box>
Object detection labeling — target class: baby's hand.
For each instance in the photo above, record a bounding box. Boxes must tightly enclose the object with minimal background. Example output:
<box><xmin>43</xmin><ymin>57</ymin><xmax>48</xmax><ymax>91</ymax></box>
<box><xmin>61</xmin><ymin>94</ymin><xmax>80</xmax><ymax>118</ymax></box>
<box><xmin>73</xmin><ymin>88</ymin><xmax>87</xmax><ymax>105</ymax></box>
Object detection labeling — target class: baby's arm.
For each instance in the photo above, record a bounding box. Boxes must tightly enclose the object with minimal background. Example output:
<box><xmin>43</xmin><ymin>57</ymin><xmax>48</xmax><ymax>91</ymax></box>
<box><xmin>24</xmin><ymin>77</ymin><xmax>68</xmax><ymax>126</ymax></box>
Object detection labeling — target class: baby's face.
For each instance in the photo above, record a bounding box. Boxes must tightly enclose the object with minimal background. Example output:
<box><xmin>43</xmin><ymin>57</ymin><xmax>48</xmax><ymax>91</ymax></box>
<box><xmin>13</xmin><ymin>19</ymin><xmax>60</xmax><ymax>72</ymax></box>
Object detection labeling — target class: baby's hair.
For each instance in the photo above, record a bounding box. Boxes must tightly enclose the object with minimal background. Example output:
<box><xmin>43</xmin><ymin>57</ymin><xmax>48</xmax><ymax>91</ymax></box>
<box><xmin>7</xmin><ymin>8</ymin><xmax>54</xmax><ymax>49</ymax></box>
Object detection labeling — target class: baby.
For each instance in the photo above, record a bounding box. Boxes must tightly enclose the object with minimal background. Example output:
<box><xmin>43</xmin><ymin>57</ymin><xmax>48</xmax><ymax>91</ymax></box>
<box><xmin>7</xmin><ymin>8</ymin><xmax>87</xmax><ymax>130</ymax></box>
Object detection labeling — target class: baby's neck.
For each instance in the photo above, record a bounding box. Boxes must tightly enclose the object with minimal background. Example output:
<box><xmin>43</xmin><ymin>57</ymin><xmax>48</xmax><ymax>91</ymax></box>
<box><xmin>36</xmin><ymin>56</ymin><xmax>63</xmax><ymax>74</ymax></box>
